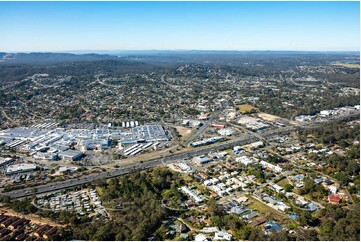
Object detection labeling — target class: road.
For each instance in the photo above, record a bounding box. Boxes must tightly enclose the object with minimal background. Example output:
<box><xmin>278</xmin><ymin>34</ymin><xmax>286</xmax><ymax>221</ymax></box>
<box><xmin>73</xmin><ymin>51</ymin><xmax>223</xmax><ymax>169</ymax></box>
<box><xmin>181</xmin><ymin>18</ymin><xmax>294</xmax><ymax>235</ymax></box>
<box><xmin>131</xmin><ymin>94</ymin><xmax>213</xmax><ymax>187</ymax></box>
<box><xmin>227</xmin><ymin>121</ymin><xmax>266</xmax><ymax>141</ymax></box>
<box><xmin>1</xmin><ymin>126</ymin><xmax>296</xmax><ymax>200</ymax></box>
<box><xmin>14</xmin><ymin>111</ymin><xmax>361</xmax><ymax>201</ymax></box>
<box><xmin>0</xmin><ymin>107</ymin><xmax>14</xmax><ymax>122</ymax></box>
<box><xmin>264</xmin><ymin>148</ymin><xmax>326</xmax><ymax>209</ymax></box>
<box><xmin>3</xmin><ymin>111</ymin><xmax>357</xmax><ymax>200</ymax></box>
<box><xmin>183</xmin><ymin>111</ymin><xmax>222</xmax><ymax>147</ymax></box>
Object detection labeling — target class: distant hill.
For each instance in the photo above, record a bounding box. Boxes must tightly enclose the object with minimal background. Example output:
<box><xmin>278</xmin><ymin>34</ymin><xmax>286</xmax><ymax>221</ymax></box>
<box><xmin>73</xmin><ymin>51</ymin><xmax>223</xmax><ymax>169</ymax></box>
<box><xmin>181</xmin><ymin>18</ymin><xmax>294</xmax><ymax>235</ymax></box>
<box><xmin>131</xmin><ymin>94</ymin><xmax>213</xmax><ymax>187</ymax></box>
<box><xmin>0</xmin><ymin>52</ymin><xmax>119</xmax><ymax>64</ymax></box>
<box><xmin>0</xmin><ymin>50</ymin><xmax>358</xmax><ymax>66</ymax></box>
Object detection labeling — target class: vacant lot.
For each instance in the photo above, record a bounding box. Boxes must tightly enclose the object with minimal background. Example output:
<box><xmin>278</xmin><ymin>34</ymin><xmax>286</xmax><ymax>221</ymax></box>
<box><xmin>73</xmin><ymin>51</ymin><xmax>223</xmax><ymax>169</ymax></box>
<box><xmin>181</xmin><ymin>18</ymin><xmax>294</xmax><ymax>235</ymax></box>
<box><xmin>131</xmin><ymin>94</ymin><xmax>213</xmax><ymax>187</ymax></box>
<box><xmin>257</xmin><ymin>112</ymin><xmax>280</xmax><ymax>122</ymax></box>
<box><xmin>331</xmin><ymin>62</ymin><xmax>360</xmax><ymax>69</ymax></box>
<box><xmin>277</xmin><ymin>177</ymin><xmax>291</xmax><ymax>188</ymax></box>
<box><xmin>247</xmin><ymin>196</ymin><xmax>292</xmax><ymax>226</ymax></box>
<box><xmin>0</xmin><ymin>208</ymin><xmax>63</xmax><ymax>227</ymax></box>
<box><xmin>237</xmin><ymin>104</ymin><xmax>259</xmax><ymax>114</ymax></box>
<box><xmin>175</xmin><ymin>126</ymin><xmax>192</xmax><ymax>140</ymax></box>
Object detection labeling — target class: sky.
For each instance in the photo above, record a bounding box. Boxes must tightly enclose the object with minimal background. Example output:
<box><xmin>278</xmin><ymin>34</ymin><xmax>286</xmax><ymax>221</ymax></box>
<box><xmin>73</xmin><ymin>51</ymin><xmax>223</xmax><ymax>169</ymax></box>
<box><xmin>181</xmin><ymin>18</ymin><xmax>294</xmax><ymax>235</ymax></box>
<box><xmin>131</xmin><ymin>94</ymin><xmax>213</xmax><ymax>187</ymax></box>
<box><xmin>0</xmin><ymin>1</ymin><xmax>359</xmax><ymax>52</ymax></box>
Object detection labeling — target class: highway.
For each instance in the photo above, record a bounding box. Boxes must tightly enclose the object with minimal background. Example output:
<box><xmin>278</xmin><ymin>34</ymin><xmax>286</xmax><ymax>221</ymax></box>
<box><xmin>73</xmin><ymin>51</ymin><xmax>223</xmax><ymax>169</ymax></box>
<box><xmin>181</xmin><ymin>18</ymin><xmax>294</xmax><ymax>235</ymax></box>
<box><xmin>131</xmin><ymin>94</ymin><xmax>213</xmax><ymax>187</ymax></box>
<box><xmin>2</xmin><ymin>111</ymin><xmax>358</xmax><ymax>200</ymax></box>
<box><xmin>0</xmin><ymin>126</ymin><xmax>296</xmax><ymax>200</ymax></box>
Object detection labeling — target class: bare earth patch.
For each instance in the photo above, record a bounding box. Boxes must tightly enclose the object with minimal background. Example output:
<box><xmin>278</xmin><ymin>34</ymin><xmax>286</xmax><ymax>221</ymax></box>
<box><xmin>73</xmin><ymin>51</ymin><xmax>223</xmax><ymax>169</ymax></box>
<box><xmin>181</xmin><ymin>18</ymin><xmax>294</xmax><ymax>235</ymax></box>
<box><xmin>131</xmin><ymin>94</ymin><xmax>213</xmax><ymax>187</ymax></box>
<box><xmin>256</xmin><ymin>112</ymin><xmax>281</xmax><ymax>122</ymax></box>
<box><xmin>237</xmin><ymin>104</ymin><xmax>259</xmax><ymax>114</ymax></box>
<box><xmin>331</xmin><ymin>62</ymin><xmax>360</xmax><ymax>69</ymax></box>
<box><xmin>176</xmin><ymin>126</ymin><xmax>192</xmax><ymax>140</ymax></box>
<box><xmin>0</xmin><ymin>208</ymin><xmax>64</xmax><ymax>227</ymax></box>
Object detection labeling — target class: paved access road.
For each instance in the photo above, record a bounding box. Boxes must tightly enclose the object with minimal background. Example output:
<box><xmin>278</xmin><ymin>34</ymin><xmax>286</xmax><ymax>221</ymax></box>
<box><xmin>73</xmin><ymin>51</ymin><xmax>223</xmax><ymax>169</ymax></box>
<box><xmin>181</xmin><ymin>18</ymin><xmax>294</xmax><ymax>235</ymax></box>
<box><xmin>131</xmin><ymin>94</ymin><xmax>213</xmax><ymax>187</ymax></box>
<box><xmin>182</xmin><ymin>110</ymin><xmax>222</xmax><ymax>147</ymax></box>
<box><xmin>1</xmin><ymin>126</ymin><xmax>296</xmax><ymax>200</ymax></box>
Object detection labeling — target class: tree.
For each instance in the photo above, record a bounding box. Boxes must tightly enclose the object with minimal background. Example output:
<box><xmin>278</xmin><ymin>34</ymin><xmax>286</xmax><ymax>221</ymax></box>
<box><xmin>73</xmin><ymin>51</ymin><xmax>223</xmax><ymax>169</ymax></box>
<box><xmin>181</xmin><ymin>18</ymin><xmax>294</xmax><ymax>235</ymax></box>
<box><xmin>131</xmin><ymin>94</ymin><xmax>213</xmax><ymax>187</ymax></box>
<box><xmin>284</xmin><ymin>184</ymin><xmax>294</xmax><ymax>192</ymax></box>
<box><xmin>31</xmin><ymin>187</ymin><xmax>38</xmax><ymax>198</ymax></box>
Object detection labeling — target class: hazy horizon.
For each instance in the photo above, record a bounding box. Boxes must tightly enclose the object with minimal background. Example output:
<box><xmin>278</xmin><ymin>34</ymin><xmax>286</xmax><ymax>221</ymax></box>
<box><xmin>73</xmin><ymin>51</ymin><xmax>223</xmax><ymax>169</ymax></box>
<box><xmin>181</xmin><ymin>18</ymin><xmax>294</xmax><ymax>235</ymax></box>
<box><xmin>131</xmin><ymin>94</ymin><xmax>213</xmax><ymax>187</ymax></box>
<box><xmin>3</xmin><ymin>49</ymin><xmax>360</xmax><ymax>54</ymax></box>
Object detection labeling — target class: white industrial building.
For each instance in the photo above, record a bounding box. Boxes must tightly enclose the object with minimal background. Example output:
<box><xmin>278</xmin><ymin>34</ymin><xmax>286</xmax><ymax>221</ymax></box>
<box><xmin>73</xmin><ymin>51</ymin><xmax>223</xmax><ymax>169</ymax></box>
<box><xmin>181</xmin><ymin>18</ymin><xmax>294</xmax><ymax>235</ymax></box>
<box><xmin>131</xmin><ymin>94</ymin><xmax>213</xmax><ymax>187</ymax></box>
<box><xmin>0</xmin><ymin>125</ymin><xmax>169</xmax><ymax>161</ymax></box>
<box><xmin>176</xmin><ymin>162</ymin><xmax>192</xmax><ymax>172</ymax></box>
<box><xmin>6</xmin><ymin>163</ymin><xmax>38</xmax><ymax>175</ymax></box>
<box><xmin>237</xmin><ymin>115</ymin><xmax>269</xmax><ymax>131</ymax></box>
<box><xmin>120</xmin><ymin>125</ymin><xmax>168</xmax><ymax>144</ymax></box>
<box><xmin>33</xmin><ymin>152</ymin><xmax>58</xmax><ymax>161</ymax></box>
<box><xmin>250</xmin><ymin>141</ymin><xmax>264</xmax><ymax>149</ymax></box>
<box><xmin>58</xmin><ymin>150</ymin><xmax>84</xmax><ymax>161</ymax></box>
<box><xmin>0</xmin><ymin>157</ymin><xmax>13</xmax><ymax>167</ymax></box>
<box><xmin>192</xmin><ymin>136</ymin><xmax>224</xmax><ymax>147</ymax></box>
<box><xmin>192</xmin><ymin>155</ymin><xmax>213</xmax><ymax>165</ymax></box>
<box><xmin>233</xmin><ymin>146</ymin><xmax>243</xmax><ymax>153</ymax></box>
<box><xmin>218</xmin><ymin>128</ymin><xmax>234</xmax><ymax>136</ymax></box>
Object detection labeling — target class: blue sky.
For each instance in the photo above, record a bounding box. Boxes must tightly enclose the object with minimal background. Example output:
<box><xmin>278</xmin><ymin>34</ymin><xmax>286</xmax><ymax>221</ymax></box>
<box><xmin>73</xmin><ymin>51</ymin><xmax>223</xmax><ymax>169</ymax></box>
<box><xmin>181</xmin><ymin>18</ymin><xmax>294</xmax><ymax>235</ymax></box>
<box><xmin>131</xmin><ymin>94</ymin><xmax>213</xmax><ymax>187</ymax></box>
<box><xmin>0</xmin><ymin>1</ymin><xmax>359</xmax><ymax>52</ymax></box>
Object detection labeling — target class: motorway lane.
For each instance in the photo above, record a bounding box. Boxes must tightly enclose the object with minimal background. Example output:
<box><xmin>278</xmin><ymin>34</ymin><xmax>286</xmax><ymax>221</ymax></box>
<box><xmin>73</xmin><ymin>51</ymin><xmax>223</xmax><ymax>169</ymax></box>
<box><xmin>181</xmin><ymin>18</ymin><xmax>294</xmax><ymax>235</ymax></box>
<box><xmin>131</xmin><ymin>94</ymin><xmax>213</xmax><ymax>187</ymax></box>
<box><xmin>1</xmin><ymin>127</ymin><xmax>296</xmax><ymax>199</ymax></box>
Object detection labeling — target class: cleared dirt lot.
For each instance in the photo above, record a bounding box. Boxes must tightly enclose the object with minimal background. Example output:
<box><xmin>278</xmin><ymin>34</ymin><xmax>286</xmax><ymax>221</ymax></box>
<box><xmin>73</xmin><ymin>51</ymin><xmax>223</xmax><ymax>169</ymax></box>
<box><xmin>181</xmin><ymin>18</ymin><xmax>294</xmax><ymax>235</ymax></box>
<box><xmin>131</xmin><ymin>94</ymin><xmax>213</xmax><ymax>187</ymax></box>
<box><xmin>237</xmin><ymin>104</ymin><xmax>259</xmax><ymax>114</ymax></box>
<box><xmin>0</xmin><ymin>208</ymin><xmax>63</xmax><ymax>227</ymax></box>
<box><xmin>175</xmin><ymin>126</ymin><xmax>192</xmax><ymax>140</ymax></box>
<box><xmin>256</xmin><ymin>112</ymin><xmax>281</xmax><ymax>122</ymax></box>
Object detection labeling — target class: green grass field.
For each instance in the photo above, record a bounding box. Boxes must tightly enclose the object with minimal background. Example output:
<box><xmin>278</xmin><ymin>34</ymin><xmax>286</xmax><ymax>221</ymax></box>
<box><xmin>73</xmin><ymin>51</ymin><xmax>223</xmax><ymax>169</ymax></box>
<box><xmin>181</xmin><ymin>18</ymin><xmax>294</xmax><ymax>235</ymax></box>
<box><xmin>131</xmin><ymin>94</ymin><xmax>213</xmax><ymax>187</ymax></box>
<box><xmin>247</xmin><ymin>196</ymin><xmax>294</xmax><ymax>227</ymax></box>
<box><xmin>277</xmin><ymin>177</ymin><xmax>291</xmax><ymax>188</ymax></box>
<box><xmin>237</xmin><ymin>104</ymin><xmax>259</xmax><ymax>114</ymax></box>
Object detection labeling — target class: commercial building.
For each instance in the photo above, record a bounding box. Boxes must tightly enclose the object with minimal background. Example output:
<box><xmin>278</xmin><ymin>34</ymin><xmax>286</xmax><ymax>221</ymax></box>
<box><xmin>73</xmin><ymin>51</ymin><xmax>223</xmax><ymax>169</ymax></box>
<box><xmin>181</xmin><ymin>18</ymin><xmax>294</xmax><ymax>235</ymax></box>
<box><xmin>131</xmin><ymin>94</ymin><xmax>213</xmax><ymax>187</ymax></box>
<box><xmin>218</xmin><ymin>128</ymin><xmax>234</xmax><ymax>136</ymax></box>
<box><xmin>33</xmin><ymin>152</ymin><xmax>58</xmax><ymax>161</ymax></box>
<box><xmin>250</xmin><ymin>141</ymin><xmax>264</xmax><ymax>149</ymax></box>
<box><xmin>0</xmin><ymin>125</ymin><xmax>166</xmax><ymax>157</ymax></box>
<box><xmin>120</xmin><ymin>125</ymin><xmax>168</xmax><ymax>144</ymax></box>
<box><xmin>192</xmin><ymin>155</ymin><xmax>213</xmax><ymax>165</ymax></box>
<box><xmin>78</xmin><ymin>138</ymin><xmax>110</xmax><ymax>152</ymax></box>
<box><xmin>237</xmin><ymin>115</ymin><xmax>269</xmax><ymax>131</ymax></box>
<box><xmin>0</xmin><ymin>157</ymin><xmax>13</xmax><ymax>167</ymax></box>
<box><xmin>197</xmin><ymin>113</ymin><xmax>210</xmax><ymax>120</ymax></box>
<box><xmin>211</xmin><ymin>124</ymin><xmax>225</xmax><ymax>129</ymax></box>
<box><xmin>6</xmin><ymin>163</ymin><xmax>38</xmax><ymax>175</ymax></box>
<box><xmin>191</xmin><ymin>120</ymin><xmax>203</xmax><ymax>127</ymax></box>
<box><xmin>191</xmin><ymin>137</ymin><xmax>224</xmax><ymax>147</ymax></box>
<box><xmin>58</xmin><ymin>150</ymin><xmax>84</xmax><ymax>161</ymax></box>
<box><xmin>232</xmin><ymin>146</ymin><xmax>243</xmax><ymax>154</ymax></box>
<box><xmin>176</xmin><ymin>162</ymin><xmax>192</xmax><ymax>172</ymax></box>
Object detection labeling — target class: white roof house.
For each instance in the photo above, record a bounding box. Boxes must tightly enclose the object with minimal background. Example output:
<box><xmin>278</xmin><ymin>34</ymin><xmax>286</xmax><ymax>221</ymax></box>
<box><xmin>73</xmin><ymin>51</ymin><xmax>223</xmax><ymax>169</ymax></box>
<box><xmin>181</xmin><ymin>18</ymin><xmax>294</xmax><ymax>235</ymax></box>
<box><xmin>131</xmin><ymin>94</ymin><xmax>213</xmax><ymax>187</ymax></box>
<box><xmin>235</xmin><ymin>156</ymin><xmax>254</xmax><ymax>166</ymax></box>
<box><xmin>214</xmin><ymin>231</ymin><xmax>232</xmax><ymax>241</ymax></box>
<box><xmin>179</xmin><ymin>186</ymin><xmax>203</xmax><ymax>204</ymax></box>
<box><xmin>329</xmin><ymin>185</ymin><xmax>338</xmax><ymax>194</ymax></box>
<box><xmin>195</xmin><ymin>234</ymin><xmax>208</xmax><ymax>241</ymax></box>
<box><xmin>271</xmin><ymin>183</ymin><xmax>284</xmax><ymax>193</ymax></box>
<box><xmin>260</xmin><ymin>160</ymin><xmax>283</xmax><ymax>173</ymax></box>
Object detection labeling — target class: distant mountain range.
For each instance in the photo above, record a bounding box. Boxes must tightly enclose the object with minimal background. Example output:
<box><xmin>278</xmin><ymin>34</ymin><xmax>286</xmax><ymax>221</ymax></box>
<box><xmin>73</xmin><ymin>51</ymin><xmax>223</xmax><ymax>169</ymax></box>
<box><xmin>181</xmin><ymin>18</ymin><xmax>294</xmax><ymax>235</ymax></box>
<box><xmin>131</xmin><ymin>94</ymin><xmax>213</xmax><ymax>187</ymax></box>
<box><xmin>0</xmin><ymin>50</ymin><xmax>358</xmax><ymax>65</ymax></box>
<box><xmin>0</xmin><ymin>52</ymin><xmax>121</xmax><ymax>64</ymax></box>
